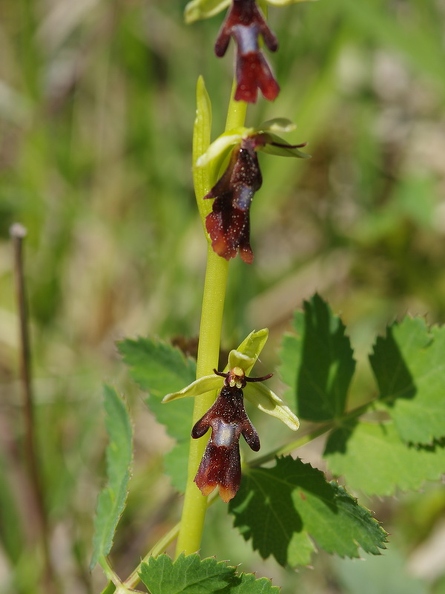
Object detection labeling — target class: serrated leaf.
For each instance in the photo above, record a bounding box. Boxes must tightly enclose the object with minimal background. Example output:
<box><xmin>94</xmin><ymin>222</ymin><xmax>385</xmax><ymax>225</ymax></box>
<box><xmin>229</xmin><ymin>456</ymin><xmax>386</xmax><ymax>567</ymax></box>
<box><xmin>118</xmin><ymin>337</ymin><xmax>196</xmax><ymax>398</ymax></box>
<box><xmin>139</xmin><ymin>553</ymin><xmax>280</xmax><ymax>594</ymax></box>
<box><xmin>279</xmin><ymin>294</ymin><xmax>356</xmax><ymax>421</ymax></box>
<box><xmin>324</xmin><ymin>419</ymin><xmax>445</xmax><ymax>496</ymax></box>
<box><xmin>139</xmin><ymin>553</ymin><xmax>234</xmax><ymax>594</ymax></box>
<box><xmin>226</xmin><ymin>573</ymin><xmax>280</xmax><ymax>593</ymax></box>
<box><xmin>369</xmin><ymin>317</ymin><xmax>445</xmax><ymax>444</ymax></box>
<box><xmin>90</xmin><ymin>385</ymin><xmax>133</xmax><ymax>569</ymax></box>
<box><xmin>118</xmin><ymin>337</ymin><xmax>196</xmax><ymax>492</ymax></box>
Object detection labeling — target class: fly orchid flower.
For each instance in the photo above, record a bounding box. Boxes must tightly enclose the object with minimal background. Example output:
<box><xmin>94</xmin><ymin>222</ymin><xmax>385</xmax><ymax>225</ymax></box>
<box><xmin>214</xmin><ymin>0</ymin><xmax>279</xmax><ymax>103</ymax></box>
<box><xmin>191</xmin><ymin>367</ymin><xmax>269</xmax><ymax>502</ymax></box>
<box><xmin>186</xmin><ymin>0</ymin><xmax>312</xmax><ymax>102</ymax></box>
<box><xmin>197</xmin><ymin>118</ymin><xmax>309</xmax><ymax>262</ymax></box>
<box><xmin>163</xmin><ymin>329</ymin><xmax>299</xmax><ymax>501</ymax></box>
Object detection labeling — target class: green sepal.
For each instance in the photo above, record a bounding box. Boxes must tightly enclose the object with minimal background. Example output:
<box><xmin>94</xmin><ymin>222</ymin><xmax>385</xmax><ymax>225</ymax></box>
<box><xmin>244</xmin><ymin>382</ymin><xmax>300</xmax><ymax>430</ymax></box>
<box><xmin>185</xmin><ymin>0</ymin><xmax>314</xmax><ymax>24</ymax></box>
<box><xmin>196</xmin><ymin>121</ymin><xmax>309</xmax><ymax>171</ymax></box>
<box><xmin>266</xmin><ymin>0</ymin><xmax>316</xmax><ymax>5</ymax></box>
<box><xmin>196</xmin><ymin>129</ymin><xmax>247</xmax><ymax>168</ymax></box>
<box><xmin>234</xmin><ymin>328</ymin><xmax>269</xmax><ymax>361</ymax></box>
<box><xmin>162</xmin><ymin>374</ymin><xmax>221</xmax><ymax>403</ymax></box>
<box><xmin>185</xmin><ymin>0</ymin><xmax>231</xmax><ymax>24</ymax></box>
<box><xmin>193</xmin><ymin>76</ymin><xmax>214</xmax><ymax>226</ymax></box>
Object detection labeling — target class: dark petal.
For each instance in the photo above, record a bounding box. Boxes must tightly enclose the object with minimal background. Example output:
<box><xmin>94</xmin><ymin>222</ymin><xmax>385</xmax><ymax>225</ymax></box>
<box><xmin>237</xmin><ymin>216</ymin><xmax>254</xmax><ymax>264</ymax></box>
<box><xmin>257</xmin><ymin>16</ymin><xmax>278</xmax><ymax>52</ymax></box>
<box><xmin>191</xmin><ymin>414</ymin><xmax>211</xmax><ymax>439</ymax></box>
<box><xmin>235</xmin><ymin>52</ymin><xmax>279</xmax><ymax>103</ymax></box>
<box><xmin>223</xmin><ymin>0</ymin><xmax>277</xmax><ymax>45</ymax></box>
<box><xmin>241</xmin><ymin>419</ymin><xmax>260</xmax><ymax>451</ymax></box>
<box><xmin>214</xmin><ymin>29</ymin><xmax>231</xmax><ymax>57</ymax></box>
<box><xmin>205</xmin><ymin>205</ymin><xmax>252</xmax><ymax>262</ymax></box>
<box><xmin>194</xmin><ymin>442</ymin><xmax>241</xmax><ymax>502</ymax></box>
<box><xmin>231</xmin><ymin>146</ymin><xmax>262</xmax><ymax>196</ymax></box>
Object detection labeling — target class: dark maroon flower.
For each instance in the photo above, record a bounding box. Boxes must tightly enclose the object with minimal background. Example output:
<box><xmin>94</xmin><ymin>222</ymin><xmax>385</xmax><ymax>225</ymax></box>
<box><xmin>204</xmin><ymin>135</ymin><xmax>263</xmax><ymax>263</ymax></box>
<box><xmin>199</xmin><ymin>124</ymin><xmax>309</xmax><ymax>262</ymax></box>
<box><xmin>192</xmin><ymin>366</ymin><xmax>272</xmax><ymax>502</ymax></box>
<box><xmin>215</xmin><ymin>0</ymin><xmax>279</xmax><ymax>103</ymax></box>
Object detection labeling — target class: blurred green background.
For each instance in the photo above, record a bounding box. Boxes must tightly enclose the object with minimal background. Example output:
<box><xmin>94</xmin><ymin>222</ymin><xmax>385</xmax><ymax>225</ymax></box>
<box><xmin>1</xmin><ymin>0</ymin><xmax>445</xmax><ymax>592</ymax></box>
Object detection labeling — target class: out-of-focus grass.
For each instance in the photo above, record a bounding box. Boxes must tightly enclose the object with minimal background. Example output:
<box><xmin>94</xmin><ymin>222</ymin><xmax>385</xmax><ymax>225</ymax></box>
<box><xmin>1</xmin><ymin>0</ymin><xmax>445</xmax><ymax>592</ymax></box>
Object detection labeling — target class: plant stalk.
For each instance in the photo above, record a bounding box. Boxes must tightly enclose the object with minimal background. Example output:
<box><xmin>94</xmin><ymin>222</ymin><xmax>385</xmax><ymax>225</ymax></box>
<box><xmin>175</xmin><ymin>82</ymin><xmax>247</xmax><ymax>556</ymax></box>
<box><xmin>10</xmin><ymin>223</ymin><xmax>57</xmax><ymax>591</ymax></box>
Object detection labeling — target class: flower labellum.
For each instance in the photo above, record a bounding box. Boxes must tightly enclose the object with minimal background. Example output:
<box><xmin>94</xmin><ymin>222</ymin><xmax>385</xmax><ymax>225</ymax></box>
<box><xmin>204</xmin><ymin>135</ymin><xmax>262</xmax><ymax>263</ymax></box>
<box><xmin>202</xmin><ymin>126</ymin><xmax>308</xmax><ymax>262</ymax></box>
<box><xmin>192</xmin><ymin>367</ymin><xmax>271</xmax><ymax>502</ymax></box>
<box><xmin>215</xmin><ymin>0</ymin><xmax>280</xmax><ymax>103</ymax></box>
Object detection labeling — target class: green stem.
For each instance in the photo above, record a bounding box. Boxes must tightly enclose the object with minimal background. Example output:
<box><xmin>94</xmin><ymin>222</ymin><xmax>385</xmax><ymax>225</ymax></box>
<box><xmin>175</xmin><ymin>248</ymin><xmax>228</xmax><ymax>555</ymax></box>
<box><xmin>175</xmin><ymin>81</ymin><xmax>247</xmax><ymax>556</ymax></box>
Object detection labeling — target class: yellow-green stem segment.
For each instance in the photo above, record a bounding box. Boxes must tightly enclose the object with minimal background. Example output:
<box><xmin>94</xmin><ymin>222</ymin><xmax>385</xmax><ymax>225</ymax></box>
<box><xmin>175</xmin><ymin>80</ymin><xmax>247</xmax><ymax>556</ymax></box>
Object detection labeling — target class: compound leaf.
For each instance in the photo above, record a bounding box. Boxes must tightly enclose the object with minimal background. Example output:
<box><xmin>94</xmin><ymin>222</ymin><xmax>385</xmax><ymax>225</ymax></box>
<box><xmin>279</xmin><ymin>294</ymin><xmax>356</xmax><ymax>421</ymax></box>
<box><xmin>90</xmin><ymin>385</ymin><xmax>133</xmax><ymax>569</ymax></box>
<box><xmin>324</xmin><ymin>419</ymin><xmax>445</xmax><ymax>496</ymax></box>
<box><xmin>229</xmin><ymin>456</ymin><xmax>386</xmax><ymax>567</ymax></box>
<box><xmin>370</xmin><ymin>317</ymin><xmax>445</xmax><ymax>444</ymax></box>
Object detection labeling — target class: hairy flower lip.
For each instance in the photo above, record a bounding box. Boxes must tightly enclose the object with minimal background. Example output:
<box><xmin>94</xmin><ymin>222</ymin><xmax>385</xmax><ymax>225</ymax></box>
<box><xmin>191</xmin><ymin>365</ymin><xmax>266</xmax><ymax>501</ymax></box>
<box><xmin>214</xmin><ymin>0</ymin><xmax>280</xmax><ymax>103</ymax></box>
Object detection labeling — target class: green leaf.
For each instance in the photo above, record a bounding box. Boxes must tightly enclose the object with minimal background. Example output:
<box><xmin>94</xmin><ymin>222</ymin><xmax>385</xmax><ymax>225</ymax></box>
<box><xmin>90</xmin><ymin>385</ymin><xmax>133</xmax><ymax>569</ymax></box>
<box><xmin>279</xmin><ymin>294</ymin><xmax>356</xmax><ymax>421</ymax></box>
<box><xmin>324</xmin><ymin>419</ymin><xmax>445</xmax><ymax>496</ymax></box>
<box><xmin>118</xmin><ymin>337</ymin><xmax>196</xmax><ymax>398</ymax></box>
<box><xmin>118</xmin><ymin>337</ymin><xmax>196</xmax><ymax>492</ymax></box>
<box><xmin>230</xmin><ymin>456</ymin><xmax>387</xmax><ymax>567</ymax></box>
<box><xmin>226</xmin><ymin>573</ymin><xmax>280</xmax><ymax>593</ymax></box>
<box><xmin>139</xmin><ymin>553</ymin><xmax>234</xmax><ymax>594</ymax></box>
<box><xmin>370</xmin><ymin>317</ymin><xmax>445</xmax><ymax>444</ymax></box>
<box><xmin>139</xmin><ymin>553</ymin><xmax>280</xmax><ymax>594</ymax></box>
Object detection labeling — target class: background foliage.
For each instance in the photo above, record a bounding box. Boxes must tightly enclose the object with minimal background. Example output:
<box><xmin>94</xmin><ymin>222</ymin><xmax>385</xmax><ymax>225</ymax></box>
<box><xmin>1</xmin><ymin>0</ymin><xmax>445</xmax><ymax>592</ymax></box>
